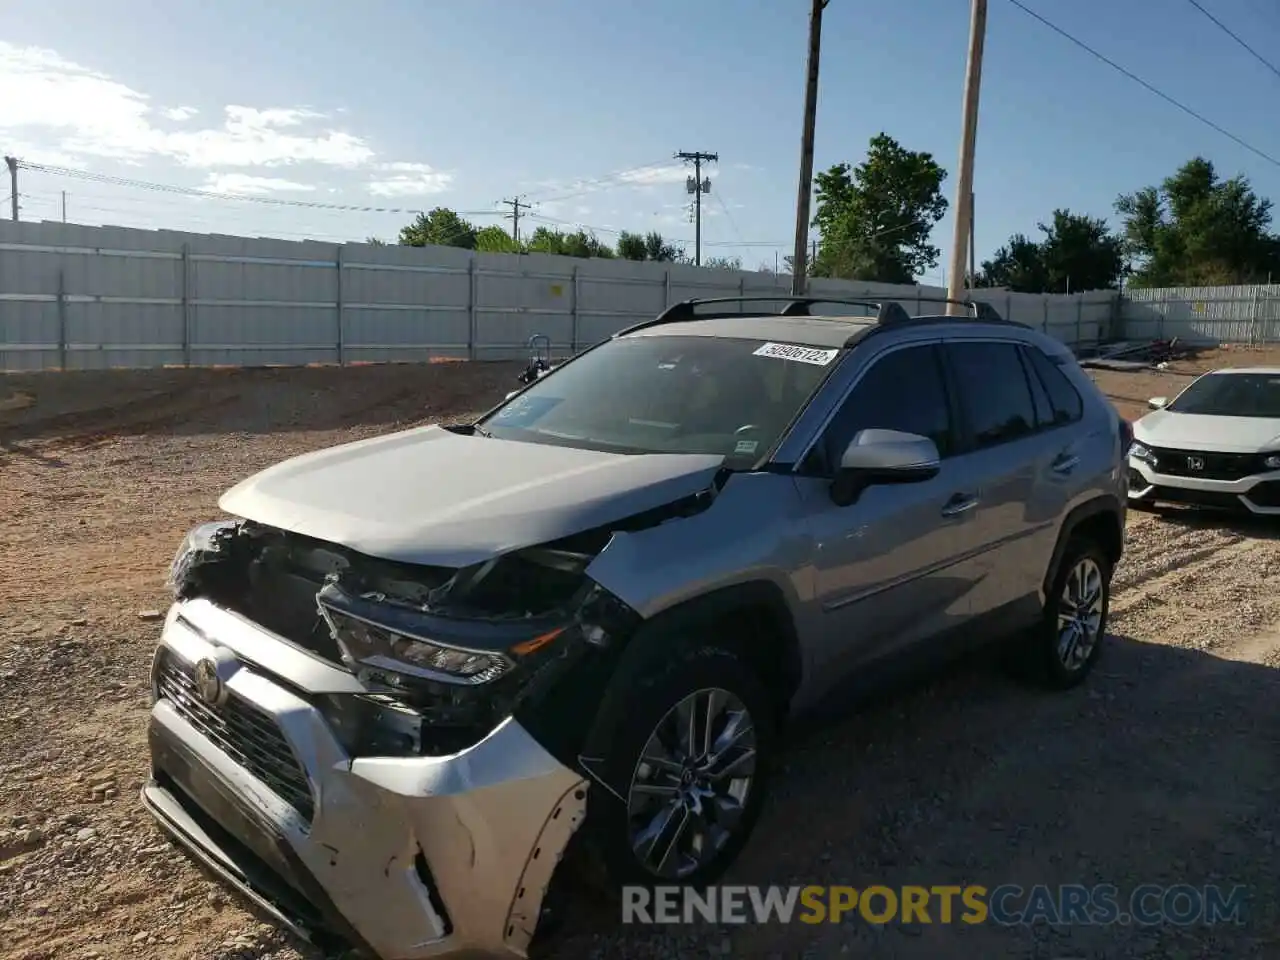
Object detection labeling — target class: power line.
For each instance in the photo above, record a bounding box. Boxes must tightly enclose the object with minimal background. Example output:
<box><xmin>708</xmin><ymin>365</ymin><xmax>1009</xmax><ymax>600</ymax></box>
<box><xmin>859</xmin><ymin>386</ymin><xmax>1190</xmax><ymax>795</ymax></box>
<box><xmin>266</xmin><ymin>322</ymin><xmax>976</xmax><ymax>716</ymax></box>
<box><xmin>11</xmin><ymin>159</ymin><xmax>502</xmax><ymax>217</ymax></box>
<box><xmin>712</xmin><ymin>189</ymin><xmax>745</xmax><ymax>245</ymax></box>
<box><xmin>1184</xmin><ymin>0</ymin><xmax>1280</xmax><ymax>83</ymax></box>
<box><xmin>1006</xmin><ymin>0</ymin><xmax>1280</xmax><ymax>168</ymax></box>
<box><xmin>519</xmin><ymin>158</ymin><xmax>676</xmax><ymax>205</ymax></box>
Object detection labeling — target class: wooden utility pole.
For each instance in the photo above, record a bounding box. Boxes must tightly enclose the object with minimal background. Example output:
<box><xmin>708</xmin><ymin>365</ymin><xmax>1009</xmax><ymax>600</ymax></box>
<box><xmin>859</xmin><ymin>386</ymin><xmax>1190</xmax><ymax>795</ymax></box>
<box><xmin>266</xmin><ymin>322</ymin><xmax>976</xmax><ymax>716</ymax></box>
<box><xmin>502</xmin><ymin>196</ymin><xmax>529</xmax><ymax>243</ymax></box>
<box><xmin>946</xmin><ymin>0</ymin><xmax>987</xmax><ymax>314</ymax></box>
<box><xmin>4</xmin><ymin>156</ymin><xmax>17</xmax><ymax>221</ymax></box>
<box><xmin>676</xmin><ymin>151</ymin><xmax>717</xmax><ymax>266</ymax></box>
<box><xmin>791</xmin><ymin>0</ymin><xmax>829</xmax><ymax>296</ymax></box>
<box><xmin>968</xmin><ymin>190</ymin><xmax>976</xmax><ymax>286</ymax></box>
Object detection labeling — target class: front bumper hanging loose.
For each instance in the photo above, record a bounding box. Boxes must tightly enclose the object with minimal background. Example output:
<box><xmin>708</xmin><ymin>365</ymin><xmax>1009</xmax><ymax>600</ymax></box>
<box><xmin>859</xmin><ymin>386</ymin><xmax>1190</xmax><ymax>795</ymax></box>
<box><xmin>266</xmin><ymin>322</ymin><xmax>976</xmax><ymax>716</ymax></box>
<box><xmin>141</xmin><ymin>599</ymin><xmax>590</xmax><ymax>959</ymax></box>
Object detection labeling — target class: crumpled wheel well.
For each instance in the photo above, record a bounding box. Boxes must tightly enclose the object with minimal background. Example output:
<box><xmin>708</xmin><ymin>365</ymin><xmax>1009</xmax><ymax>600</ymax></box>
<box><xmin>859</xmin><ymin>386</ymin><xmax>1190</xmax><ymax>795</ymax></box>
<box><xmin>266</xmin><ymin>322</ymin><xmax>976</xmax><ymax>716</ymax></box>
<box><xmin>590</xmin><ymin>581</ymin><xmax>803</xmax><ymax>739</ymax></box>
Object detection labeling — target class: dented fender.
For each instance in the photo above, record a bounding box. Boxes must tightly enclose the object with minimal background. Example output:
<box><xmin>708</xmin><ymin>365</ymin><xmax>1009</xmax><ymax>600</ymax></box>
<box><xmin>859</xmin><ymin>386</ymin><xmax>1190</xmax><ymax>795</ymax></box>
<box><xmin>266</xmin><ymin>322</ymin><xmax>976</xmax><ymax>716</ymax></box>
<box><xmin>584</xmin><ymin>471</ymin><xmax>811</xmax><ymax>624</ymax></box>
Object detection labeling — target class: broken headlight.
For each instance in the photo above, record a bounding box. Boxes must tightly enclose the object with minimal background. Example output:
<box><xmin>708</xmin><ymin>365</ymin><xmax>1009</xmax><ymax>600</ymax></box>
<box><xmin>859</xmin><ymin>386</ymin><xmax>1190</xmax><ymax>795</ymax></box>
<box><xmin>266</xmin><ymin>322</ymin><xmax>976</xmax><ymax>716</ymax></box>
<box><xmin>315</xmin><ymin>578</ymin><xmax>578</xmax><ymax>688</ymax></box>
<box><xmin>318</xmin><ymin>602</ymin><xmax>517</xmax><ymax>685</ymax></box>
<box><xmin>166</xmin><ymin>519</ymin><xmax>243</xmax><ymax>598</ymax></box>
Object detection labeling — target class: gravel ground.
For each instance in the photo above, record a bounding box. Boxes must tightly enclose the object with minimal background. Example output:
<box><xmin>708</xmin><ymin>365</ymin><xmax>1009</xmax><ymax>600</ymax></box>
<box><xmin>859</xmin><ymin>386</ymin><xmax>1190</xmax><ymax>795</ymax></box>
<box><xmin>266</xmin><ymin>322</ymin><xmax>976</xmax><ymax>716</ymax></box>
<box><xmin>2</xmin><ymin>349</ymin><xmax>1280</xmax><ymax>960</ymax></box>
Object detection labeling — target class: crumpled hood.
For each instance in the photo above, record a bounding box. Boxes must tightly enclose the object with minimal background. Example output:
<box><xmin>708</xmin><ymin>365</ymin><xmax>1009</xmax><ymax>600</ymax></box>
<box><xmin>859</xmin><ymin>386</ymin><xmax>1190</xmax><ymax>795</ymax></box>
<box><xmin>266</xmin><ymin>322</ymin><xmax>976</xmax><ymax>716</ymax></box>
<box><xmin>218</xmin><ymin>424</ymin><xmax>725</xmax><ymax>567</ymax></box>
<box><xmin>1134</xmin><ymin>410</ymin><xmax>1280</xmax><ymax>453</ymax></box>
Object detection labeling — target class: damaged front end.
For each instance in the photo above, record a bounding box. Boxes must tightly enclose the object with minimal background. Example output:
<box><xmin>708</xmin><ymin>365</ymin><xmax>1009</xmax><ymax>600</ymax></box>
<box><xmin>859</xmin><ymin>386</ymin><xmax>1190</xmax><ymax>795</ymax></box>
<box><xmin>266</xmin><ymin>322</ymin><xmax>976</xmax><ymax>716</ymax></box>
<box><xmin>166</xmin><ymin>516</ymin><xmax>654</xmax><ymax>758</ymax></box>
<box><xmin>152</xmin><ymin>484</ymin><xmax>718</xmax><ymax>957</ymax></box>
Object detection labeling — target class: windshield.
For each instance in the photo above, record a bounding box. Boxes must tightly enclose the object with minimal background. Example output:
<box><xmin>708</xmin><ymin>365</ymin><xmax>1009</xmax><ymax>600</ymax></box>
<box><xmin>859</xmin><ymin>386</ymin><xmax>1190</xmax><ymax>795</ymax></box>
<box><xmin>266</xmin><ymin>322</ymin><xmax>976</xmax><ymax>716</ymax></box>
<box><xmin>1166</xmin><ymin>372</ymin><xmax>1280</xmax><ymax>418</ymax></box>
<box><xmin>478</xmin><ymin>334</ymin><xmax>840</xmax><ymax>465</ymax></box>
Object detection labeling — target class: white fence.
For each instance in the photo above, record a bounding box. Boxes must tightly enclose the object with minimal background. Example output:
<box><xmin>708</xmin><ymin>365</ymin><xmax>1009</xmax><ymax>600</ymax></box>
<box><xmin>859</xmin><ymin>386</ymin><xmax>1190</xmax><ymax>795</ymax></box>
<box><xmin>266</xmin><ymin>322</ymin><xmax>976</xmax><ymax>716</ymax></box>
<box><xmin>0</xmin><ymin>220</ymin><xmax>1118</xmax><ymax>371</ymax></box>
<box><xmin>1120</xmin><ymin>284</ymin><xmax>1280</xmax><ymax>344</ymax></box>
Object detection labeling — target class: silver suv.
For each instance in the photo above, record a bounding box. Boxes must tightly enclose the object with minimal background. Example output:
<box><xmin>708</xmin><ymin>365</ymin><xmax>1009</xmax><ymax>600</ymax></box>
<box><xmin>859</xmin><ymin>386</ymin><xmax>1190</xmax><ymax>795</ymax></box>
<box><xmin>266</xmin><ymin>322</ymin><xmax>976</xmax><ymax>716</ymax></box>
<box><xmin>143</xmin><ymin>296</ymin><xmax>1127</xmax><ymax>959</ymax></box>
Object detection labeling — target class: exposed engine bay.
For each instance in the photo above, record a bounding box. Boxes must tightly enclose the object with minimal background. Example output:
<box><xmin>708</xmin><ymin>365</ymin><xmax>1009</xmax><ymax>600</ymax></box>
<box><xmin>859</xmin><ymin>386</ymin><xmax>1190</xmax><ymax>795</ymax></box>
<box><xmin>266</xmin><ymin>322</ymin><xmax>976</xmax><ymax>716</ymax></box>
<box><xmin>166</xmin><ymin>487</ymin><xmax>716</xmax><ymax>761</ymax></box>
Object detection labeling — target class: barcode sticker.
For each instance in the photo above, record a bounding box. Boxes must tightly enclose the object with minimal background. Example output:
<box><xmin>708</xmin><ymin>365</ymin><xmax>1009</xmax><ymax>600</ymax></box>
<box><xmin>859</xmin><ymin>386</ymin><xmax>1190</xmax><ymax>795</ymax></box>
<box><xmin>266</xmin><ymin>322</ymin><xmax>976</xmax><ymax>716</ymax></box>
<box><xmin>753</xmin><ymin>341</ymin><xmax>840</xmax><ymax>365</ymax></box>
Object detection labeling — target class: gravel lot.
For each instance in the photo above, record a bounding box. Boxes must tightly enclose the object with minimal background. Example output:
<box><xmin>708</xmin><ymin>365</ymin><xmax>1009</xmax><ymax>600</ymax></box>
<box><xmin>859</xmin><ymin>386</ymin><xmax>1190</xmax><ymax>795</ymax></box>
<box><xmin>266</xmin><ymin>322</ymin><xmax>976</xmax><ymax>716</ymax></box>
<box><xmin>2</xmin><ymin>349</ymin><xmax>1279</xmax><ymax>960</ymax></box>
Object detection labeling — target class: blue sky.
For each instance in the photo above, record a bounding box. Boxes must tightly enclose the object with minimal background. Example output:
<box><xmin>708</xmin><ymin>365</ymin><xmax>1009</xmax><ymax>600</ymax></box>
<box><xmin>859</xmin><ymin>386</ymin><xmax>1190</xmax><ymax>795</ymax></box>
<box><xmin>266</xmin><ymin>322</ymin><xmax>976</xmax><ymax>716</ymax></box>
<box><xmin>5</xmin><ymin>0</ymin><xmax>1280</xmax><ymax>284</ymax></box>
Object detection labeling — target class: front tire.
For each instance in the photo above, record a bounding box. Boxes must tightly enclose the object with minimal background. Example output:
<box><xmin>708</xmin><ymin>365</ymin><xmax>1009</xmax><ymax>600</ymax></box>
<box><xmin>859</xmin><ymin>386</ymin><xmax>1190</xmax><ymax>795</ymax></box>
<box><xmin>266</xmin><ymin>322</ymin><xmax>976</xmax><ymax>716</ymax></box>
<box><xmin>583</xmin><ymin>643</ymin><xmax>776</xmax><ymax>891</ymax></box>
<box><xmin>1021</xmin><ymin>537</ymin><xmax>1112</xmax><ymax>689</ymax></box>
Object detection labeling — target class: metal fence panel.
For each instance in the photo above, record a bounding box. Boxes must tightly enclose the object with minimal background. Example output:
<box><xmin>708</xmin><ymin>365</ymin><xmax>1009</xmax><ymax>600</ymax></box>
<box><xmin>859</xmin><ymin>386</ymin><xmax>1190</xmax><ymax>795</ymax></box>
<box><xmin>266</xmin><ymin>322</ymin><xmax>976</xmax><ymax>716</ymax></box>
<box><xmin>1120</xmin><ymin>285</ymin><xmax>1280</xmax><ymax>343</ymax></box>
<box><xmin>0</xmin><ymin>219</ymin><xmax>1117</xmax><ymax>371</ymax></box>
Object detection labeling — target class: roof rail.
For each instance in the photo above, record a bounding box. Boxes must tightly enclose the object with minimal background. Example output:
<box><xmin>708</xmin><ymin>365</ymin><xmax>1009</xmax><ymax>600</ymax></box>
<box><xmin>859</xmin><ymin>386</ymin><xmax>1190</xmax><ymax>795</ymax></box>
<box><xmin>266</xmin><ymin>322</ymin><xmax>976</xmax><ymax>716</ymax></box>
<box><xmin>616</xmin><ymin>296</ymin><xmax>911</xmax><ymax>337</ymax></box>
<box><xmin>909</xmin><ymin>295</ymin><xmax>1004</xmax><ymax>321</ymax></box>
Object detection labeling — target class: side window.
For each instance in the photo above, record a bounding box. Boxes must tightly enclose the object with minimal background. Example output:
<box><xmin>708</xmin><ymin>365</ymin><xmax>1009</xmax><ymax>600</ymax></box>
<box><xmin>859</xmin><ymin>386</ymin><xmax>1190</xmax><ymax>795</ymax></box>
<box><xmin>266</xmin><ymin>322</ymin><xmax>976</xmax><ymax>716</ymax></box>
<box><xmin>1024</xmin><ymin>345</ymin><xmax>1084</xmax><ymax>425</ymax></box>
<box><xmin>1020</xmin><ymin>350</ymin><xmax>1056</xmax><ymax>429</ymax></box>
<box><xmin>808</xmin><ymin>345</ymin><xmax>953</xmax><ymax>475</ymax></box>
<box><xmin>945</xmin><ymin>341</ymin><xmax>1038</xmax><ymax>450</ymax></box>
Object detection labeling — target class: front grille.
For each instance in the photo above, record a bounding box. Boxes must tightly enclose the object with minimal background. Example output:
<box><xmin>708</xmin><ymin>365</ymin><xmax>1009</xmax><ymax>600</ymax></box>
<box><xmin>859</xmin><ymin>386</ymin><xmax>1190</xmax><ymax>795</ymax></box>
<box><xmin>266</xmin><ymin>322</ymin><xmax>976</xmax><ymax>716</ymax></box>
<box><xmin>156</xmin><ymin>650</ymin><xmax>315</xmax><ymax>822</ymax></box>
<box><xmin>1147</xmin><ymin>446</ymin><xmax>1262</xmax><ymax>481</ymax></box>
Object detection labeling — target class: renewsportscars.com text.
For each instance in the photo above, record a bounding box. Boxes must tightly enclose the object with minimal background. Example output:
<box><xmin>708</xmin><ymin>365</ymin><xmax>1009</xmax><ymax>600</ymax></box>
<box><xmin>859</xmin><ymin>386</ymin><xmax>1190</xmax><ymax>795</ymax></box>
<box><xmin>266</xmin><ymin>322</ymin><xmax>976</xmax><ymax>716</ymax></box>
<box><xmin>622</xmin><ymin>884</ymin><xmax>1248</xmax><ymax>927</ymax></box>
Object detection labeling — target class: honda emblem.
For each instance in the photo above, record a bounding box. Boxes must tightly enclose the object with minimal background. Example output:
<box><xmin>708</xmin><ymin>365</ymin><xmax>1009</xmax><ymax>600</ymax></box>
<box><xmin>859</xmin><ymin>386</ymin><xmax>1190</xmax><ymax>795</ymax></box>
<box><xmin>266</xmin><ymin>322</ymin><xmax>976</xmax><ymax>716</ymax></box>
<box><xmin>1187</xmin><ymin>456</ymin><xmax>1205</xmax><ymax>471</ymax></box>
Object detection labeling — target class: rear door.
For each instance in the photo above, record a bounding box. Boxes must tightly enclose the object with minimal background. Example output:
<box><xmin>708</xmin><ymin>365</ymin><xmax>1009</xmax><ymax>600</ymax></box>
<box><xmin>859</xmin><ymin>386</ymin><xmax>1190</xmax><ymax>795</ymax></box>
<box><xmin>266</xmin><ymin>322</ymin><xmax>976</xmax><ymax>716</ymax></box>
<box><xmin>795</xmin><ymin>341</ymin><xmax>990</xmax><ymax>680</ymax></box>
<box><xmin>939</xmin><ymin>338</ymin><xmax>1067</xmax><ymax>621</ymax></box>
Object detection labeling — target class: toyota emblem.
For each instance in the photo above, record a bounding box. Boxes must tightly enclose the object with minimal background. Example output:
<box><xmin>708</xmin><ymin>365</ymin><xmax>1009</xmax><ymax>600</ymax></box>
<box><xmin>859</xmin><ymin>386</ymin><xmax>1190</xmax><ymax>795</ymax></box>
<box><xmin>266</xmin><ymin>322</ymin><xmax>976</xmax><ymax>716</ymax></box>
<box><xmin>1187</xmin><ymin>456</ymin><xmax>1205</xmax><ymax>471</ymax></box>
<box><xmin>193</xmin><ymin>658</ymin><xmax>228</xmax><ymax>707</ymax></box>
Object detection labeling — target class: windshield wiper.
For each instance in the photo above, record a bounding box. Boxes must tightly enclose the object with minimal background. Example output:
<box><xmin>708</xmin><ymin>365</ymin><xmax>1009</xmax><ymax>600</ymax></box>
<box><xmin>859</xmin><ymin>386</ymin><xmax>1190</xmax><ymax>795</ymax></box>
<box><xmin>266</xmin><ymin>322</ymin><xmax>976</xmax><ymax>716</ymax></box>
<box><xmin>472</xmin><ymin>424</ymin><xmax>493</xmax><ymax>438</ymax></box>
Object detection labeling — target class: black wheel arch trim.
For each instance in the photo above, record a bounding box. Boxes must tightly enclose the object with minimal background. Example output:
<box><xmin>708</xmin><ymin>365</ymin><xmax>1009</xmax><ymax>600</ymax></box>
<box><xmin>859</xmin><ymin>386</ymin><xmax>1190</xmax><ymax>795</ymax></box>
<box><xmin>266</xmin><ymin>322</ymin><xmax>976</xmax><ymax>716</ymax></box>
<box><xmin>1042</xmin><ymin>495</ymin><xmax>1124</xmax><ymax>601</ymax></box>
<box><xmin>577</xmin><ymin>580</ymin><xmax>801</xmax><ymax>768</ymax></box>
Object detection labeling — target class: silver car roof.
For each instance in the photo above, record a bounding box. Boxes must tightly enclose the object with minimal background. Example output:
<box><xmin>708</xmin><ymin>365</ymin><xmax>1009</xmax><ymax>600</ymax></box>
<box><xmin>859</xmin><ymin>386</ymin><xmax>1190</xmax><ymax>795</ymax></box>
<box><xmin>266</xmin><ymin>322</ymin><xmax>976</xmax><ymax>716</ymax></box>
<box><xmin>622</xmin><ymin>314</ymin><xmax>880</xmax><ymax>349</ymax></box>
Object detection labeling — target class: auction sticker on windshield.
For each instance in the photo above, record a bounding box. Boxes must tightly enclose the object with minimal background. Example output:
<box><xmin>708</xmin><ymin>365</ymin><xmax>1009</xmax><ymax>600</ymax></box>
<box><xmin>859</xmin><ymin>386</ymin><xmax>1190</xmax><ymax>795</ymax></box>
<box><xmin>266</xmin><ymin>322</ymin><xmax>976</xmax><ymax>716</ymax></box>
<box><xmin>753</xmin><ymin>342</ymin><xmax>839</xmax><ymax>365</ymax></box>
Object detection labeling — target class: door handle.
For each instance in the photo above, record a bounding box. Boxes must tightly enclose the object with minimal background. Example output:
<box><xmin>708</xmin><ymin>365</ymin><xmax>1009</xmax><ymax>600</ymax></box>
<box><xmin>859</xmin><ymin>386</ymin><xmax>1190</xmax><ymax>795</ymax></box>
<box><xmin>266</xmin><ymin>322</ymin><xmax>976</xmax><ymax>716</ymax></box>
<box><xmin>1052</xmin><ymin>453</ymin><xmax>1080</xmax><ymax>475</ymax></box>
<box><xmin>941</xmin><ymin>493</ymin><xmax>979</xmax><ymax>518</ymax></box>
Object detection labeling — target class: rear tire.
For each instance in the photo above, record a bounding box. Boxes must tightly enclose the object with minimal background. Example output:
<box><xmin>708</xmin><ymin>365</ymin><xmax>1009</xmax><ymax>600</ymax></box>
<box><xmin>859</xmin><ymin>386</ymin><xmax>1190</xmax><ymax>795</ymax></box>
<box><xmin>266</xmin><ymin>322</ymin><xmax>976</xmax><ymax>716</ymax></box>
<box><xmin>581</xmin><ymin>642</ymin><xmax>776</xmax><ymax>893</ymax></box>
<box><xmin>1016</xmin><ymin>536</ymin><xmax>1112</xmax><ymax>689</ymax></box>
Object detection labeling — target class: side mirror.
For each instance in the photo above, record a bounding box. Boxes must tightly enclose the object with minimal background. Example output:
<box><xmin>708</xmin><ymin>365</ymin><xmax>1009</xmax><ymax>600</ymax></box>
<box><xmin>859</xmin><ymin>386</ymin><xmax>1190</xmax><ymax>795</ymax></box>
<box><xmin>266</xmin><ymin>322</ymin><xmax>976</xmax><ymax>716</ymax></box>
<box><xmin>1148</xmin><ymin>396</ymin><xmax>1168</xmax><ymax>410</ymax></box>
<box><xmin>830</xmin><ymin>429</ymin><xmax>940</xmax><ymax>507</ymax></box>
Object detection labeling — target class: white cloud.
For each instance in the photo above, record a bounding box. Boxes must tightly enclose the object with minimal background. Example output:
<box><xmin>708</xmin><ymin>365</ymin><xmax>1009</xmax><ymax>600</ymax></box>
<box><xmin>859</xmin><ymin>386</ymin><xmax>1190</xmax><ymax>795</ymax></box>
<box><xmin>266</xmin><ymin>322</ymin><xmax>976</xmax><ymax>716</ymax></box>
<box><xmin>0</xmin><ymin>42</ymin><xmax>375</xmax><ymax>169</ymax></box>
<box><xmin>615</xmin><ymin>164</ymin><xmax>695</xmax><ymax>186</ymax></box>
<box><xmin>161</xmin><ymin>106</ymin><xmax>199</xmax><ymax>121</ymax></box>
<box><xmin>367</xmin><ymin>164</ymin><xmax>453</xmax><ymax>197</ymax></box>
<box><xmin>202</xmin><ymin>173</ymin><xmax>316</xmax><ymax>195</ymax></box>
<box><xmin>4</xmin><ymin>140</ymin><xmax>90</xmax><ymax>170</ymax></box>
<box><xmin>376</xmin><ymin>161</ymin><xmax>435</xmax><ymax>174</ymax></box>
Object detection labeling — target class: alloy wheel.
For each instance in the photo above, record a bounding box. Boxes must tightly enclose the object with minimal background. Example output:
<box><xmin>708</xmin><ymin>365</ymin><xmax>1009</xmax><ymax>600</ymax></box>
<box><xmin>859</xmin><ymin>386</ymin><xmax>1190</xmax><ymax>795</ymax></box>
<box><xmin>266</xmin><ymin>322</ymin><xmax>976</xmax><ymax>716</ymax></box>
<box><xmin>1057</xmin><ymin>556</ymin><xmax>1105</xmax><ymax>671</ymax></box>
<box><xmin>626</xmin><ymin>687</ymin><xmax>757</xmax><ymax>880</ymax></box>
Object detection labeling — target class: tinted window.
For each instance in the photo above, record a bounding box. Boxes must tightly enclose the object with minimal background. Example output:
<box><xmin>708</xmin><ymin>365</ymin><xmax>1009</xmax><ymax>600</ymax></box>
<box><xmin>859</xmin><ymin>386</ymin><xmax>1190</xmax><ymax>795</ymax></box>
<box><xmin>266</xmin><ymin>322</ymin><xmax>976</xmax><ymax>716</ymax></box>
<box><xmin>478</xmin><ymin>334</ymin><xmax>835</xmax><ymax>465</ymax></box>
<box><xmin>809</xmin><ymin>345</ymin><xmax>953</xmax><ymax>474</ymax></box>
<box><xmin>1166</xmin><ymin>372</ymin><xmax>1280</xmax><ymax>418</ymax></box>
<box><xmin>1024</xmin><ymin>346</ymin><xmax>1084</xmax><ymax>425</ymax></box>
<box><xmin>1020</xmin><ymin>351</ymin><xmax>1056</xmax><ymax>429</ymax></box>
<box><xmin>946</xmin><ymin>341</ymin><xmax>1037</xmax><ymax>449</ymax></box>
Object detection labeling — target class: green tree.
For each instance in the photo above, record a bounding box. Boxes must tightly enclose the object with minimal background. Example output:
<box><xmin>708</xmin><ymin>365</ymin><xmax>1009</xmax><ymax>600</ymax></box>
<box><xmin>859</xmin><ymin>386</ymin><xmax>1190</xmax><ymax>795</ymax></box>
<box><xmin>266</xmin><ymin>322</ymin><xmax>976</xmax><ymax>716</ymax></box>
<box><xmin>703</xmin><ymin>256</ymin><xmax>743</xmax><ymax>271</ymax></box>
<box><xmin>812</xmin><ymin>133</ymin><xmax>949</xmax><ymax>284</ymax></box>
<box><xmin>1115</xmin><ymin>157</ymin><xmax>1276</xmax><ymax>287</ymax></box>
<box><xmin>398</xmin><ymin>207</ymin><xmax>477</xmax><ymax>249</ymax></box>
<box><xmin>979</xmin><ymin>234</ymin><xmax>1048</xmax><ymax>291</ymax></box>
<box><xmin>474</xmin><ymin>225</ymin><xmax>522</xmax><ymax>253</ymax></box>
<box><xmin>616</xmin><ymin>230</ymin><xmax>647</xmax><ymax>260</ymax></box>
<box><xmin>980</xmin><ymin>210</ymin><xmax>1124</xmax><ymax>293</ymax></box>
<box><xmin>616</xmin><ymin>230</ymin><xmax>685</xmax><ymax>262</ymax></box>
<box><xmin>525</xmin><ymin>226</ymin><xmax>615</xmax><ymax>259</ymax></box>
<box><xmin>1038</xmin><ymin>209</ymin><xmax>1124</xmax><ymax>292</ymax></box>
<box><xmin>644</xmin><ymin>231</ymin><xmax>684</xmax><ymax>262</ymax></box>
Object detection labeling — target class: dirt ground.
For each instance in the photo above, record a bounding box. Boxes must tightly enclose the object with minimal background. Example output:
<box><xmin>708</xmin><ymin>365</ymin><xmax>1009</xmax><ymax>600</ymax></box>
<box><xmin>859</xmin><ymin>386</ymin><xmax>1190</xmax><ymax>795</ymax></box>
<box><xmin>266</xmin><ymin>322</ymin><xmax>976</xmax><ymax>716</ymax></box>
<box><xmin>2</xmin><ymin>347</ymin><xmax>1280</xmax><ymax>960</ymax></box>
